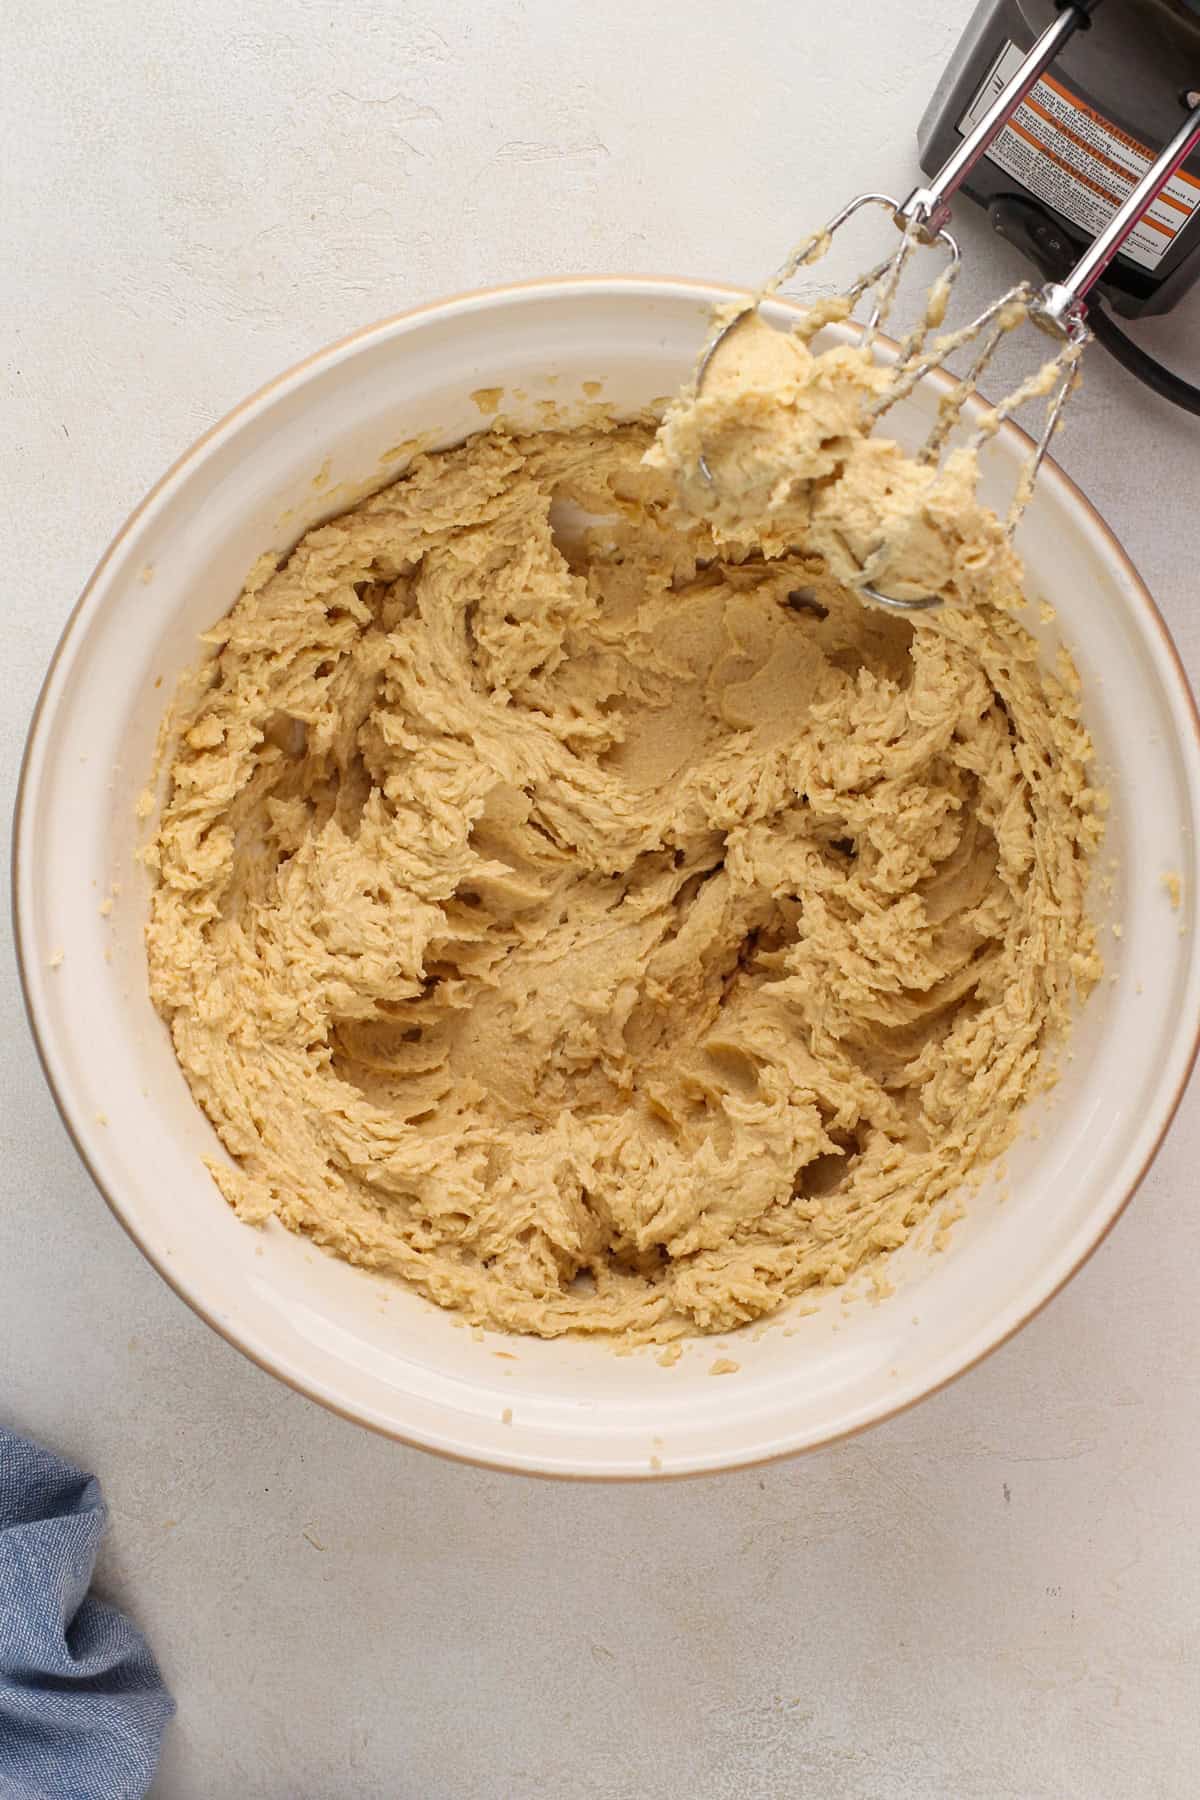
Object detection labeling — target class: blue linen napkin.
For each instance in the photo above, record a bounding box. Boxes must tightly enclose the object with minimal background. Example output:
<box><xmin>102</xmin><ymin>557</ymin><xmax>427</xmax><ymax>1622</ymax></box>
<box><xmin>0</xmin><ymin>1426</ymin><xmax>173</xmax><ymax>1799</ymax></box>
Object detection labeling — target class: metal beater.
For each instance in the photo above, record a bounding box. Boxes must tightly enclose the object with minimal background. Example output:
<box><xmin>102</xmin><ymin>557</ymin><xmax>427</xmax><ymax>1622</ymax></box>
<box><xmin>695</xmin><ymin>3</ymin><xmax>1200</xmax><ymax>611</ymax></box>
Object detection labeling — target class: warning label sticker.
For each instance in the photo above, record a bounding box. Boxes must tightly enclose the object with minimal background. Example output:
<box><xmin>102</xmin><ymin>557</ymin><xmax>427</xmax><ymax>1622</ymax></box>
<box><xmin>958</xmin><ymin>40</ymin><xmax>1200</xmax><ymax>270</ymax></box>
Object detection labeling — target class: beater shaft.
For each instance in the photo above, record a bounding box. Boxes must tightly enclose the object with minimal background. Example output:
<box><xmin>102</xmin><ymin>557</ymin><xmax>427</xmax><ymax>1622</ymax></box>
<box><xmin>1032</xmin><ymin>100</ymin><xmax>1200</xmax><ymax>337</ymax></box>
<box><xmin>896</xmin><ymin>5</ymin><xmax>1088</xmax><ymax>241</ymax></box>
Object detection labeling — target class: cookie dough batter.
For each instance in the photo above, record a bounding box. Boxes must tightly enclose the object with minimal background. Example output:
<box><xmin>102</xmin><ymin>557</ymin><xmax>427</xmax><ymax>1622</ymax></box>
<box><xmin>648</xmin><ymin>310</ymin><xmax>1011</xmax><ymax>604</ymax></box>
<box><xmin>146</xmin><ymin>380</ymin><xmax>1102</xmax><ymax>1342</ymax></box>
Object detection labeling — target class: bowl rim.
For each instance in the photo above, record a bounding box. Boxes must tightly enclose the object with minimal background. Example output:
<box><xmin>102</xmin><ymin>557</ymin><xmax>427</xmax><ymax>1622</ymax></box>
<box><xmin>13</xmin><ymin>272</ymin><xmax>1200</xmax><ymax>1481</ymax></box>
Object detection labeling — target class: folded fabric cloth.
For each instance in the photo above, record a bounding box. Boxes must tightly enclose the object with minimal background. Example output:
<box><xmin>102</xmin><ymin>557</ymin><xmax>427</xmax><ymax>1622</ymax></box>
<box><xmin>0</xmin><ymin>1427</ymin><xmax>173</xmax><ymax>1800</ymax></box>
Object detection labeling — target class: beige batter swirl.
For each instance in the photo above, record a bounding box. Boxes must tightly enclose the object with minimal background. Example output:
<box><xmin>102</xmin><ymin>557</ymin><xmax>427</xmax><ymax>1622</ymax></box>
<box><xmin>146</xmin><ymin>393</ymin><xmax>1103</xmax><ymax>1342</ymax></box>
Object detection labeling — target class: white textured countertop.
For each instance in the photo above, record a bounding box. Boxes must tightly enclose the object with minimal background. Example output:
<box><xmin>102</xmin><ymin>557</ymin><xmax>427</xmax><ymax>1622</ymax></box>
<box><xmin>4</xmin><ymin>2</ymin><xmax>1199</xmax><ymax>1794</ymax></box>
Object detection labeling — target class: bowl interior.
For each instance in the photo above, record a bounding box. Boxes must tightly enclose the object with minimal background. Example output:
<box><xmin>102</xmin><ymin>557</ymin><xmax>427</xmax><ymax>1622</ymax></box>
<box><xmin>16</xmin><ymin>281</ymin><xmax>1200</xmax><ymax>1477</ymax></box>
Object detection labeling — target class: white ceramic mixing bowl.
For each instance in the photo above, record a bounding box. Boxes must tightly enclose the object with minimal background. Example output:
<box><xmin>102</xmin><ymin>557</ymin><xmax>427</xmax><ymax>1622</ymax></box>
<box><xmin>15</xmin><ymin>279</ymin><xmax>1200</xmax><ymax>1478</ymax></box>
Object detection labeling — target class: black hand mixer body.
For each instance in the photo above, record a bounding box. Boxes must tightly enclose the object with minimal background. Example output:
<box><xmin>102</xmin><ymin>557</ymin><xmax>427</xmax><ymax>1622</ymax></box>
<box><xmin>922</xmin><ymin>0</ymin><xmax>1200</xmax><ymax>316</ymax></box>
<box><xmin>920</xmin><ymin>0</ymin><xmax>1200</xmax><ymax>402</ymax></box>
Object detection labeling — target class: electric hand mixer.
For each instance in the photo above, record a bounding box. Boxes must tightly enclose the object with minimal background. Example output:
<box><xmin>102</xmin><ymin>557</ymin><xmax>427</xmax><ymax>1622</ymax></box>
<box><xmin>697</xmin><ymin>0</ymin><xmax>1200</xmax><ymax>610</ymax></box>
